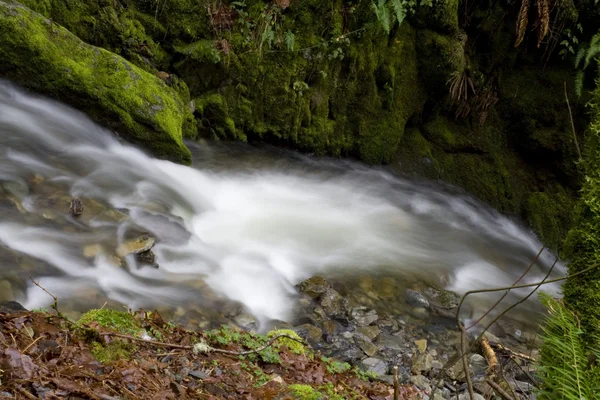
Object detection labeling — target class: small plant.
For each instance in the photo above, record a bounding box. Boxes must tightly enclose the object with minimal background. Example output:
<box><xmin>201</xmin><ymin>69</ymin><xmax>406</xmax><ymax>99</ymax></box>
<box><xmin>371</xmin><ymin>0</ymin><xmax>431</xmax><ymax>34</ymax></box>
<box><xmin>353</xmin><ymin>366</ymin><xmax>378</xmax><ymax>381</ymax></box>
<box><xmin>288</xmin><ymin>384</ymin><xmax>322</xmax><ymax>400</ymax></box>
<box><xmin>536</xmin><ymin>292</ymin><xmax>600</xmax><ymax>399</ymax></box>
<box><xmin>574</xmin><ymin>32</ymin><xmax>600</xmax><ymax>97</ymax></box>
<box><xmin>91</xmin><ymin>341</ymin><xmax>135</xmax><ymax>363</ymax></box>
<box><xmin>267</xmin><ymin>329</ymin><xmax>306</xmax><ymax>355</ymax></box>
<box><xmin>321</xmin><ymin>356</ymin><xmax>351</xmax><ymax>374</ymax></box>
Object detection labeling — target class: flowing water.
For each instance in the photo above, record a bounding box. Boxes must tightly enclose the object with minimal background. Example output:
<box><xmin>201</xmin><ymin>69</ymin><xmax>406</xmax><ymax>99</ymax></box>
<box><xmin>0</xmin><ymin>81</ymin><xmax>563</xmax><ymax>331</ymax></box>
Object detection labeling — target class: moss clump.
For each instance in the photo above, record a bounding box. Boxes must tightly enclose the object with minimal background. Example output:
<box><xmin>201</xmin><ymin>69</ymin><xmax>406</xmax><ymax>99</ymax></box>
<box><xmin>267</xmin><ymin>329</ymin><xmax>305</xmax><ymax>355</ymax></box>
<box><xmin>0</xmin><ymin>1</ymin><xmax>191</xmax><ymax>164</ymax></box>
<box><xmin>78</xmin><ymin>309</ymin><xmax>141</xmax><ymax>335</ymax></box>
<box><xmin>288</xmin><ymin>384</ymin><xmax>322</xmax><ymax>400</ymax></box>
<box><xmin>91</xmin><ymin>340</ymin><xmax>135</xmax><ymax>363</ymax></box>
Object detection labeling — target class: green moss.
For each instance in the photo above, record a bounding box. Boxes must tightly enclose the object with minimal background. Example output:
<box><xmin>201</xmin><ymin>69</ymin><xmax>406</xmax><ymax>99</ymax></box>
<box><xmin>78</xmin><ymin>309</ymin><xmax>141</xmax><ymax>335</ymax></box>
<box><xmin>563</xmin><ymin>77</ymin><xmax>600</xmax><ymax>344</ymax></box>
<box><xmin>0</xmin><ymin>1</ymin><xmax>191</xmax><ymax>163</ymax></box>
<box><xmin>288</xmin><ymin>384</ymin><xmax>323</xmax><ymax>400</ymax></box>
<box><xmin>525</xmin><ymin>189</ymin><xmax>575</xmax><ymax>251</ymax></box>
<box><xmin>417</xmin><ymin>29</ymin><xmax>464</xmax><ymax>96</ymax></box>
<box><xmin>267</xmin><ymin>329</ymin><xmax>305</xmax><ymax>355</ymax></box>
<box><xmin>91</xmin><ymin>340</ymin><xmax>135</xmax><ymax>363</ymax></box>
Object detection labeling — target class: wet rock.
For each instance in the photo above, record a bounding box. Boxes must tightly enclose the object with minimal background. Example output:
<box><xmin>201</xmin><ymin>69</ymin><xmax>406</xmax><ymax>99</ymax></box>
<box><xmin>0</xmin><ymin>280</ymin><xmax>14</xmax><ymax>302</ymax></box>
<box><xmin>135</xmin><ymin>250</ymin><xmax>159</xmax><ymax>268</ymax></box>
<box><xmin>411</xmin><ymin>352</ymin><xmax>434</xmax><ymax>374</ymax></box>
<box><xmin>233</xmin><ymin>313</ymin><xmax>257</xmax><ymax>331</ymax></box>
<box><xmin>293</xmin><ymin>324</ymin><xmax>323</xmax><ymax>343</ymax></box>
<box><xmin>0</xmin><ymin>301</ymin><xmax>27</xmax><ymax>313</ymax></box>
<box><xmin>333</xmin><ymin>346</ymin><xmax>364</xmax><ymax>363</ymax></box>
<box><xmin>296</xmin><ymin>276</ymin><xmax>330</xmax><ymax>299</ymax></box>
<box><xmin>69</xmin><ymin>197</ymin><xmax>84</xmax><ymax>217</ymax></box>
<box><xmin>406</xmin><ymin>289</ymin><xmax>430</xmax><ymax>308</ymax></box>
<box><xmin>425</xmin><ymin>287</ymin><xmax>460</xmax><ymax>309</ymax></box>
<box><xmin>116</xmin><ymin>234</ymin><xmax>156</xmax><ymax>258</ymax></box>
<box><xmin>410</xmin><ymin>307</ymin><xmax>429</xmax><ymax>319</ymax></box>
<box><xmin>357</xmin><ymin>325</ymin><xmax>381</xmax><ymax>340</ymax></box>
<box><xmin>360</xmin><ymin>357</ymin><xmax>388</xmax><ymax>375</ymax></box>
<box><xmin>511</xmin><ymin>380</ymin><xmax>534</xmax><ymax>393</ymax></box>
<box><xmin>469</xmin><ymin>354</ymin><xmax>487</xmax><ymax>376</ymax></box>
<box><xmin>356</xmin><ymin>338</ymin><xmax>379</xmax><ymax>357</ymax></box>
<box><xmin>83</xmin><ymin>244</ymin><xmax>104</xmax><ymax>258</ymax></box>
<box><xmin>409</xmin><ymin>375</ymin><xmax>431</xmax><ymax>391</ymax></box>
<box><xmin>320</xmin><ymin>288</ymin><xmax>348</xmax><ymax>319</ymax></box>
<box><xmin>350</xmin><ymin>307</ymin><xmax>378</xmax><ymax>326</ymax></box>
<box><xmin>375</xmin><ymin>334</ymin><xmax>405</xmax><ymax>351</ymax></box>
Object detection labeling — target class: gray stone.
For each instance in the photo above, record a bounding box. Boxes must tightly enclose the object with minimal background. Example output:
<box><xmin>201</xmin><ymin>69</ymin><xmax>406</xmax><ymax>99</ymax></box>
<box><xmin>375</xmin><ymin>334</ymin><xmax>405</xmax><ymax>351</ymax></box>
<box><xmin>411</xmin><ymin>353</ymin><xmax>434</xmax><ymax>374</ymax></box>
<box><xmin>351</xmin><ymin>307</ymin><xmax>378</xmax><ymax>326</ymax></box>
<box><xmin>116</xmin><ymin>234</ymin><xmax>156</xmax><ymax>257</ymax></box>
<box><xmin>357</xmin><ymin>325</ymin><xmax>381</xmax><ymax>340</ymax></box>
<box><xmin>409</xmin><ymin>375</ymin><xmax>431</xmax><ymax>391</ymax></box>
<box><xmin>469</xmin><ymin>354</ymin><xmax>488</xmax><ymax>376</ymax></box>
<box><xmin>511</xmin><ymin>380</ymin><xmax>535</xmax><ymax>393</ymax></box>
<box><xmin>410</xmin><ymin>307</ymin><xmax>429</xmax><ymax>319</ymax></box>
<box><xmin>293</xmin><ymin>324</ymin><xmax>322</xmax><ymax>343</ymax></box>
<box><xmin>406</xmin><ymin>289</ymin><xmax>430</xmax><ymax>308</ymax></box>
<box><xmin>320</xmin><ymin>288</ymin><xmax>348</xmax><ymax>318</ymax></box>
<box><xmin>360</xmin><ymin>357</ymin><xmax>388</xmax><ymax>376</ymax></box>
<box><xmin>296</xmin><ymin>276</ymin><xmax>330</xmax><ymax>299</ymax></box>
<box><xmin>357</xmin><ymin>339</ymin><xmax>379</xmax><ymax>357</ymax></box>
<box><xmin>334</xmin><ymin>346</ymin><xmax>364</xmax><ymax>364</ymax></box>
<box><xmin>188</xmin><ymin>370</ymin><xmax>208</xmax><ymax>379</ymax></box>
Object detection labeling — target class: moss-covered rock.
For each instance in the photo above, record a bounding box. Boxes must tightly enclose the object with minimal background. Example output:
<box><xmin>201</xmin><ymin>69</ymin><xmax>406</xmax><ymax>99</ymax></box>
<box><xmin>0</xmin><ymin>0</ymin><xmax>192</xmax><ymax>163</ymax></box>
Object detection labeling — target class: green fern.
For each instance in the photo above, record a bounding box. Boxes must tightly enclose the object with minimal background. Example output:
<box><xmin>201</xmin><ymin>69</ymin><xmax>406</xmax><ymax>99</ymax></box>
<box><xmin>371</xmin><ymin>0</ymin><xmax>391</xmax><ymax>34</ymax></box>
<box><xmin>390</xmin><ymin>0</ymin><xmax>407</xmax><ymax>27</ymax></box>
<box><xmin>536</xmin><ymin>293</ymin><xmax>600</xmax><ymax>400</ymax></box>
<box><xmin>573</xmin><ymin>32</ymin><xmax>600</xmax><ymax>98</ymax></box>
<box><xmin>284</xmin><ymin>30</ymin><xmax>295</xmax><ymax>52</ymax></box>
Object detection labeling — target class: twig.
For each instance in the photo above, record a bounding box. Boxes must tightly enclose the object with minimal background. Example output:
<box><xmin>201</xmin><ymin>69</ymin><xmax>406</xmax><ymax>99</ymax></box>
<box><xmin>201</xmin><ymin>334</ymin><xmax>306</xmax><ymax>356</ymax></box>
<box><xmin>480</xmin><ymin>337</ymin><xmax>498</xmax><ymax>372</ymax></box>
<box><xmin>466</xmin><ymin>247</ymin><xmax>545</xmax><ymax>330</ymax></box>
<box><xmin>458</xmin><ymin>323</ymin><xmax>475</xmax><ymax>400</ymax></box>
<box><xmin>393</xmin><ymin>366</ymin><xmax>399</xmax><ymax>400</ymax></box>
<box><xmin>475</xmin><ymin>256</ymin><xmax>558</xmax><ymax>344</ymax></box>
<box><xmin>15</xmin><ymin>386</ymin><xmax>36</xmax><ymax>400</ymax></box>
<box><xmin>22</xmin><ymin>336</ymin><xmax>44</xmax><ymax>354</ymax></box>
<box><xmin>564</xmin><ymin>81</ymin><xmax>582</xmax><ymax>161</ymax></box>
<box><xmin>485</xmin><ymin>378</ymin><xmax>516</xmax><ymax>400</ymax></box>
<box><xmin>491</xmin><ymin>343</ymin><xmax>536</xmax><ymax>362</ymax></box>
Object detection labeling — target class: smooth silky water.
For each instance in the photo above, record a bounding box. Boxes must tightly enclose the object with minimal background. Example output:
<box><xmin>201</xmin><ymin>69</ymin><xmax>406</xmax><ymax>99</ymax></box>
<box><xmin>0</xmin><ymin>81</ymin><xmax>563</xmax><ymax>332</ymax></box>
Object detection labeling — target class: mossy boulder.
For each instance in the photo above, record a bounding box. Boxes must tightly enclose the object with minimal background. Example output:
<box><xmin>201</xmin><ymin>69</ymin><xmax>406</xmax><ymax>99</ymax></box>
<box><xmin>0</xmin><ymin>0</ymin><xmax>192</xmax><ymax>163</ymax></box>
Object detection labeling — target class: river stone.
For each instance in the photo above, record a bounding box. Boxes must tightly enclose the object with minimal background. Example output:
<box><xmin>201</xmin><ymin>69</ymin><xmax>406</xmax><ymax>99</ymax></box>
<box><xmin>350</xmin><ymin>307</ymin><xmax>378</xmax><ymax>326</ymax></box>
<box><xmin>116</xmin><ymin>234</ymin><xmax>156</xmax><ymax>257</ymax></box>
<box><xmin>375</xmin><ymin>334</ymin><xmax>405</xmax><ymax>351</ymax></box>
<box><xmin>406</xmin><ymin>289</ymin><xmax>430</xmax><ymax>308</ymax></box>
<box><xmin>409</xmin><ymin>374</ymin><xmax>431</xmax><ymax>391</ymax></box>
<box><xmin>0</xmin><ymin>301</ymin><xmax>27</xmax><ymax>313</ymax></box>
<box><xmin>293</xmin><ymin>324</ymin><xmax>322</xmax><ymax>343</ymax></box>
<box><xmin>357</xmin><ymin>325</ymin><xmax>381</xmax><ymax>340</ymax></box>
<box><xmin>296</xmin><ymin>276</ymin><xmax>330</xmax><ymax>299</ymax></box>
<box><xmin>469</xmin><ymin>354</ymin><xmax>488</xmax><ymax>376</ymax></box>
<box><xmin>233</xmin><ymin>313</ymin><xmax>257</xmax><ymax>331</ymax></box>
<box><xmin>411</xmin><ymin>352</ymin><xmax>434</xmax><ymax>374</ymax></box>
<box><xmin>320</xmin><ymin>288</ymin><xmax>348</xmax><ymax>318</ymax></box>
<box><xmin>0</xmin><ymin>280</ymin><xmax>14</xmax><ymax>302</ymax></box>
<box><xmin>360</xmin><ymin>357</ymin><xmax>388</xmax><ymax>375</ymax></box>
<box><xmin>357</xmin><ymin>338</ymin><xmax>379</xmax><ymax>357</ymax></box>
<box><xmin>511</xmin><ymin>380</ymin><xmax>534</xmax><ymax>393</ymax></box>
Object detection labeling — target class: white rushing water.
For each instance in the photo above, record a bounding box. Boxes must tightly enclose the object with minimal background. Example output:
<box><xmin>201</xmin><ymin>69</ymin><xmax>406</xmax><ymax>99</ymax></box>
<box><xmin>0</xmin><ymin>81</ymin><xmax>563</xmax><ymax>327</ymax></box>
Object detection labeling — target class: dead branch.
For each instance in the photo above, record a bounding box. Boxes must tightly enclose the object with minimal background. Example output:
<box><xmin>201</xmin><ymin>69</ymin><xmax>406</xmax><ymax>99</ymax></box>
<box><xmin>485</xmin><ymin>378</ymin><xmax>516</xmax><ymax>400</ymax></box>
<box><xmin>459</xmin><ymin>323</ymin><xmax>475</xmax><ymax>400</ymax></box>
<box><xmin>480</xmin><ymin>337</ymin><xmax>498</xmax><ymax>372</ymax></box>
<box><xmin>393</xmin><ymin>366</ymin><xmax>399</xmax><ymax>400</ymax></box>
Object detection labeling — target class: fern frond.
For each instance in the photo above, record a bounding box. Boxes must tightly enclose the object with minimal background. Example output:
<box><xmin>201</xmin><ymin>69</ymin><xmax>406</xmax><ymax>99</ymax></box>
<box><xmin>537</xmin><ymin>293</ymin><xmax>594</xmax><ymax>400</ymax></box>
<box><xmin>536</xmin><ymin>0</ymin><xmax>550</xmax><ymax>48</ymax></box>
<box><xmin>575</xmin><ymin>70</ymin><xmax>585</xmax><ymax>98</ymax></box>
<box><xmin>284</xmin><ymin>30</ymin><xmax>295</xmax><ymax>52</ymax></box>
<box><xmin>515</xmin><ymin>0</ymin><xmax>530</xmax><ymax>47</ymax></box>
<box><xmin>390</xmin><ymin>0</ymin><xmax>407</xmax><ymax>27</ymax></box>
<box><xmin>575</xmin><ymin>47</ymin><xmax>586</xmax><ymax>68</ymax></box>
<box><xmin>585</xmin><ymin>41</ymin><xmax>600</xmax><ymax>70</ymax></box>
<box><xmin>371</xmin><ymin>0</ymin><xmax>391</xmax><ymax>34</ymax></box>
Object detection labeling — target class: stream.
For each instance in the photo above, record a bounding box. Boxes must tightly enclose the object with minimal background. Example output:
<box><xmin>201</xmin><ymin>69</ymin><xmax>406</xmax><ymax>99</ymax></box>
<box><xmin>0</xmin><ymin>80</ymin><xmax>563</xmax><ymax>334</ymax></box>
